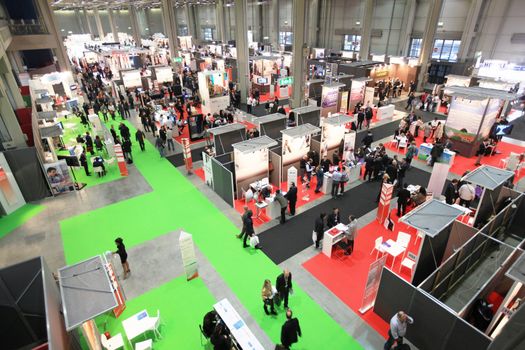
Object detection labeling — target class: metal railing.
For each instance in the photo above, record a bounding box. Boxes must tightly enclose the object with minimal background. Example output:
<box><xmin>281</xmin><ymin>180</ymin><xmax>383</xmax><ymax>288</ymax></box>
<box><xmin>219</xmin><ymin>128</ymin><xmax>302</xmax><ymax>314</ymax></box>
<box><xmin>8</xmin><ymin>19</ymin><xmax>48</xmax><ymax>35</ymax></box>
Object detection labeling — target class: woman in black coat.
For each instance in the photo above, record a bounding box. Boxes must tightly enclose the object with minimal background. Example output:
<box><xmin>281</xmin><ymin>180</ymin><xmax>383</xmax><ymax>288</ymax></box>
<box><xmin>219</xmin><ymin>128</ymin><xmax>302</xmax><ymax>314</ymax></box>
<box><xmin>113</xmin><ymin>237</ymin><xmax>130</xmax><ymax>279</ymax></box>
<box><xmin>314</xmin><ymin>213</ymin><xmax>327</xmax><ymax>249</ymax></box>
<box><xmin>243</xmin><ymin>212</ymin><xmax>255</xmax><ymax>248</ymax></box>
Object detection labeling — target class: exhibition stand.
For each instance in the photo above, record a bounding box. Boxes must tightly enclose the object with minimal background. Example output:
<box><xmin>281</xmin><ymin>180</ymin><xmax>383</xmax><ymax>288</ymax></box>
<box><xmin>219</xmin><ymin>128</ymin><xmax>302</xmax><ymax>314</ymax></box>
<box><xmin>374</xmin><ymin>186</ymin><xmax>525</xmax><ymax>350</ymax></box>
<box><xmin>444</xmin><ymin>86</ymin><xmax>517</xmax><ymax>157</ymax></box>
<box><xmin>208</xmin><ymin>123</ymin><xmax>246</xmax><ymax>156</ymax></box>
<box><xmin>251</xmin><ymin>55</ymin><xmax>281</xmax><ymax>94</ymax></box>
<box><xmin>320</xmin><ymin>82</ymin><xmax>345</xmax><ymax>117</ymax></box>
<box><xmin>256</xmin><ymin>113</ymin><xmax>288</xmax><ymax>140</ymax></box>
<box><xmin>291</xmin><ymin>105</ymin><xmax>322</xmax><ymax>127</ymax></box>
<box><xmin>320</xmin><ymin>113</ymin><xmax>354</xmax><ymax>159</ymax></box>
<box><xmin>349</xmin><ymin>77</ymin><xmax>372</xmax><ymax>112</ymax></box>
<box><xmin>0</xmin><ymin>257</ymin><xmax>71</xmax><ymax>349</ymax></box>
<box><xmin>306</xmin><ymin>79</ymin><xmax>325</xmax><ymax>102</ymax></box>
<box><xmin>232</xmin><ymin>135</ymin><xmax>277</xmax><ymax>198</ymax></box>
<box><xmin>281</xmin><ymin>123</ymin><xmax>321</xmax><ymax>181</ymax></box>
<box><xmin>197</xmin><ymin>70</ymin><xmax>230</xmax><ymax>115</ymax></box>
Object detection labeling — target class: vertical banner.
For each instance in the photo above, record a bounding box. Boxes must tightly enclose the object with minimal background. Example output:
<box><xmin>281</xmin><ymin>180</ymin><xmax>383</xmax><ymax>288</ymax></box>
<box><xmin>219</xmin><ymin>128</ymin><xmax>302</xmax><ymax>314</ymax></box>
<box><xmin>376</xmin><ymin>183</ymin><xmax>393</xmax><ymax>224</ymax></box>
<box><xmin>321</xmin><ymin>85</ymin><xmax>339</xmax><ymax>117</ymax></box>
<box><xmin>359</xmin><ymin>255</ymin><xmax>388</xmax><ymax>314</ymax></box>
<box><xmin>80</xmin><ymin>319</ymin><xmax>102</xmax><ymax>350</ymax></box>
<box><xmin>44</xmin><ymin>161</ymin><xmax>75</xmax><ymax>195</ymax></box>
<box><xmin>339</xmin><ymin>91</ymin><xmax>349</xmax><ymax>114</ymax></box>
<box><xmin>427</xmin><ymin>162</ymin><xmax>451</xmax><ymax>199</ymax></box>
<box><xmin>364</xmin><ymin>86</ymin><xmax>375</xmax><ymax>106</ymax></box>
<box><xmin>343</xmin><ymin>132</ymin><xmax>356</xmax><ymax>156</ymax></box>
<box><xmin>181</xmin><ymin>138</ymin><xmax>193</xmax><ymax>174</ymax></box>
<box><xmin>103</xmin><ymin>253</ymin><xmax>126</xmax><ymax>318</ymax></box>
<box><xmin>202</xmin><ymin>152</ymin><xmax>214</xmax><ymax>189</ymax></box>
<box><xmin>114</xmin><ymin>144</ymin><xmax>128</xmax><ymax>176</ymax></box>
<box><xmin>288</xmin><ymin>166</ymin><xmax>298</xmax><ymax>190</ymax></box>
<box><xmin>179</xmin><ymin>231</ymin><xmax>199</xmax><ymax>281</ymax></box>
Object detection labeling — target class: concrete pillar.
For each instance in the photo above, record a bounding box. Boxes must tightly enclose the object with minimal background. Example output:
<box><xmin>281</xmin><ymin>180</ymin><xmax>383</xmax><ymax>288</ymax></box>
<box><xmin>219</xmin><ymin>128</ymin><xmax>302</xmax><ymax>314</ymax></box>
<box><xmin>290</xmin><ymin>0</ymin><xmax>307</xmax><ymax>108</ymax></box>
<box><xmin>36</xmin><ymin>0</ymin><xmax>71</xmax><ymax>71</ymax></box>
<box><xmin>417</xmin><ymin>0</ymin><xmax>444</xmax><ymax>90</ymax></box>
<box><xmin>161</xmin><ymin>0</ymin><xmax>180</xmax><ymax>63</ymax></box>
<box><xmin>74</xmin><ymin>9</ymin><xmax>86</xmax><ymax>34</ymax></box>
<box><xmin>398</xmin><ymin>0</ymin><xmax>416</xmax><ymax>56</ymax></box>
<box><xmin>457</xmin><ymin>0</ymin><xmax>483</xmax><ymax>60</ymax></box>
<box><xmin>234</xmin><ymin>0</ymin><xmax>250</xmax><ymax>103</ymax></box>
<box><xmin>359</xmin><ymin>0</ymin><xmax>374</xmax><ymax>60</ymax></box>
<box><xmin>0</xmin><ymin>57</ymin><xmax>25</xmax><ymax>109</ymax></box>
<box><xmin>94</xmin><ymin>9</ymin><xmax>105</xmax><ymax>40</ymax></box>
<box><xmin>186</xmin><ymin>4</ymin><xmax>197</xmax><ymax>38</ymax></box>
<box><xmin>216</xmin><ymin>0</ymin><xmax>226</xmax><ymax>42</ymax></box>
<box><xmin>488</xmin><ymin>0</ymin><xmax>511</xmax><ymax>59</ymax></box>
<box><xmin>257</xmin><ymin>2</ymin><xmax>264</xmax><ymax>42</ymax></box>
<box><xmin>269</xmin><ymin>0</ymin><xmax>279</xmax><ymax>50</ymax></box>
<box><xmin>83</xmin><ymin>9</ymin><xmax>93</xmax><ymax>36</ymax></box>
<box><xmin>107</xmin><ymin>8</ymin><xmax>119</xmax><ymax>43</ymax></box>
<box><xmin>129</xmin><ymin>6</ymin><xmax>141</xmax><ymax>46</ymax></box>
<box><xmin>307</xmin><ymin>0</ymin><xmax>320</xmax><ymax>48</ymax></box>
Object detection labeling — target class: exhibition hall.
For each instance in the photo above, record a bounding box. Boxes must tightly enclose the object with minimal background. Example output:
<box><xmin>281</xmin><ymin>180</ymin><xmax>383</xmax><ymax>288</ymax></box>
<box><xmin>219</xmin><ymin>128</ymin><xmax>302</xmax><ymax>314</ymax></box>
<box><xmin>2</xmin><ymin>0</ymin><xmax>525</xmax><ymax>349</ymax></box>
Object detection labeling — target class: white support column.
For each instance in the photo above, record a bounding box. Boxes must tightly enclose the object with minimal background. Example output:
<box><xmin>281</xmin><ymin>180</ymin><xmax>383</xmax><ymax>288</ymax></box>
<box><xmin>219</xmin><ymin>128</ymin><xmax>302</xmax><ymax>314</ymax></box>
<box><xmin>269</xmin><ymin>0</ymin><xmax>279</xmax><ymax>50</ymax></box>
<box><xmin>94</xmin><ymin>9</ymin><xmax>105</xmax><ymax>40</ymax></box>
<box><xmin>307</xmin><ymin>0</ymin><xmax>320</xmax><ymax>48</ymax></box>
<box><xmin>417</xmin><ymin>0</ymin><xmax>444</xmax><ymax>90</ymax></box>
<box><xmin>161</xmin><ymin>0</ymin><xmax>180</xmax><ymax>63</ymax></box>
<box><xmin>359</xmin><ymin>0</ymin><xmax>374</xmax><ymax>60</ymax></box>
<box><xmin>398</xmin><ymin>0</ymin><xmax>416</xmax><ymax>56</ymax></box>
<box><xmin>457</xmin><ymin>0</ymin><xmax>483</xmax><ymax>60</ymax></box>
<box><xmin>83</xmin><ymin>9</ymin><xmax>93</xmax><ymax>36</ymax></box>
<box><xmin>216</xmin><ymin>0</ymin><xmax>226</xmax><ymax>42</ymax></box>
<box><xmin>129</xmin><ymin>6</ymin><xmax>141</xmax><ymax>46</ymax></box>
<box><xmin>290</xmin><ymin>0</ymin><xmax>307</xmax><ymax>108</ymax></box>
<box><xmin>234</xmin><ymin>0</ymin><xmax>250</xmax><ymax>103</ymax></box>
<box><xmin>36</xmin><ymin>0</ymin><xmax>71</xmax><ymax>71</ymax></box>
<box><xmin>107</xmin><ymin>8</ymin><xmax>119</xmax><ymax>43</ymax></box>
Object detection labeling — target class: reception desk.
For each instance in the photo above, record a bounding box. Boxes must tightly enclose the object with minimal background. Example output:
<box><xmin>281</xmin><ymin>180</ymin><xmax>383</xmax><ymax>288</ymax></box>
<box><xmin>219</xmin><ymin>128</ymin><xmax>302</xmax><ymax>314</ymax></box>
<box><xmin>418</xmin><ymin>143</ymin><xmax>456</xmax><ymax>165</ymax></box>
<box><xmin>377</xmin><ymin>104</ymin><xmax>395</xmax><ymax>120</ymax></box>
<box><xmin>322</xmin><ymin>223</ymin><xmax>348</xmax><ymax>258</ymax></box>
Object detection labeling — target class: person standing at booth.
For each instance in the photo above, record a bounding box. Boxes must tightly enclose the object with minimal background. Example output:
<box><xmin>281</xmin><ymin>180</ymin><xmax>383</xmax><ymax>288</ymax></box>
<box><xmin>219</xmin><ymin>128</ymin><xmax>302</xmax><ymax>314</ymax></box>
<box><xmin>314</xmin><ymin>213</ymin><xmax>326</xmax><ymax>249</ymax></box>
<box><xmin>327</xmin><ymin>208</ymin><xmax>341</xmax><ymax>228</ymax></box>
<box><xmin>397</xmin><ymin>183</ymin><xmax>411</xmax><ymax>217</ymax></box>
<box><xmin>113</xmin><ymin>237</ymin><xmax>130</xmax><ymax>279</ymax></box>
<box><xmin>275</xmin><ymin>190</ymin><xmax>288</xmax><ymax>224</ymax></box>
<box><xmin>445</xmin><ymin>179</ymin><xmax>459</xmax><ymax>205</ymax></box>
<box><xmin>331</xmin><ymin>168</ymin><xmax>342</xmax><ymax>198</ymax></box>
<box><xmin>365</xmin><ymin>102</ymin><xmax>373</xmax><ymax>128</ymax></box>
<box><xmin>285</xmin><ymin>183</ymin><xmax>298</xmax><ymax>216</ymax></box>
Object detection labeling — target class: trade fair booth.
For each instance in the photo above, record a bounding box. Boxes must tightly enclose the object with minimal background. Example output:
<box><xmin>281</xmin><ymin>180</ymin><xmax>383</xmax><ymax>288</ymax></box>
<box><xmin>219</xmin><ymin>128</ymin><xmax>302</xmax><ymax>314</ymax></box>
<box><xmin>201</xmin><ymin>151</ymin><xmax>236</xmax><ymax>206</ymax></box>
<box><xmin>208</xmin><ymin>123</ymin><xmax>246</xmax><ymax>156</ymax></box>
<box><xmin>256</xmin><ymin>113</ymin><xmax>288</xmax><ymax>140</ymax></box>
<box><xmin>281</xmin><ymin>123</ymin><xmax>321</xmax><ymax>181</ymax></box>
<box><xmin>178</xmin><ymin>36</ymin><xmax>193</xmax><ymax>51</ymax></box>
<box><xmin>320</xmin><ymin>82</ymin><xmax>345</xmax><ymax>117</ymax></box>
<box><xmin>151</xmin><ymin>65</ymin><xmax>174</xmax><ymax>85</ymax></box>
<box><xmin>374</xmin><ymin>186</ymin><xmax>525</xmax><ymax>350</ymax></box>
<box><xmin>320</xmin><ymin>113</ymin><xmax>354</xmax><ymax>159</ymax></box>
<box><xmin>349</xmin><ymin>77</ymin><xmax>372</xmax><ymax>112</ymax></box>
<box><xmin>291</xmin><ymin>105</ymin><xmax>322</xmax><ymax>127</ymax></box>
<box><xmin>1</xmin><ymin>257</ymin><xmax>72</xmax><ymax>349</ymax></box>
<box><xmin>197</xmin><ymin>70</ymin><xmax>230</xmax><ymax>115</ymax></box>
<box><xmin>444</xmin><ymin>86</ymin><xmax>517</xmax><ymax>157</ymax></box>
<box><xmin>250</xmin><ymin>55</ymin><xmax>281</xmax><ymax>94</ymax></box>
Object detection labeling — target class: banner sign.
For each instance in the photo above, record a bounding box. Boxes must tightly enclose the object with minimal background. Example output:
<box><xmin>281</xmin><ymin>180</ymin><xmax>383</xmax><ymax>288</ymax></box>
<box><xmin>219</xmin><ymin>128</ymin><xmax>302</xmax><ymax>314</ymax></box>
<box><xmin>340</xmin><ymin>91</ymin><xmax>349</xmax><ymax>114</ymax></box>
<box><xmin>103</xmin><ymin>255</ymin><xmax>126</xmax><ymax>318</ymax></box>
<box><xmin>202</xmin><ymin>152</ymin><xmax>214</xmax><ymax>189</ymax></box>
<box><xmin>44</xmin><ymin>160</ymin><xmax>75</xmax><ymax>195</ymax></box>
<box><xmin>179</xmin><ymin>231</ymin><xmax>198</xmax><ymax>281</ymax></box>
<box><xmin>359</xmin><ymin>255</ymin><xmax>388</xmax><ymax>314</ymax></box>
<box><xmin>181</xmin><ymin>138</ymin><xmax>193</xmax><ymax>173</ymax></box>
<box><xmin>376</xmin><ymin>183</ymin><xmax>393</xmax><ymax>224</ymax></box>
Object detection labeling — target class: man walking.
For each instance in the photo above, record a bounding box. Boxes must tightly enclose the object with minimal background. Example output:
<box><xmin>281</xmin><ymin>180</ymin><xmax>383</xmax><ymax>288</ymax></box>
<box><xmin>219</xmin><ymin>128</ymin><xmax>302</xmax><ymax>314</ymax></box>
<box><xmin>236</xmin><ymin>206</ymin><xmax>252</xmax><ymax>241</ymax></box>
<box><xmin>285</xmin><ymin>183</ymin><xmax>298</xmax><ymax>216</ymax></box>
<box><xmin>280</xmin><ymin>309</ymin><xmax>302</xmax><ymax>350</ymax></box>
<box><xmin>135</xmin><ymin>129</ymin><xmax>146</xmax><ymax>151</ymax></box>
<box><xmin>276</xmin><ymin>269</ymin><xmax>293</xmax><ymax>309</ymax></box>
<box><xmin>385</xmin><ymin>311</ymin><xmax>414</xmax><ymax>349</ymax></box>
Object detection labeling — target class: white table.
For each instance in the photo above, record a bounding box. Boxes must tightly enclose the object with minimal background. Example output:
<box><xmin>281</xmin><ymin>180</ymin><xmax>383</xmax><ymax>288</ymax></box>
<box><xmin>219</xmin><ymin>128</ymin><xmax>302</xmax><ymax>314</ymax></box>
<box><xmin>264</xmin><ymin>191</ymin><xmax>287</xmax><ymax>220</ymax></box>
<box><xmin>322</xmin><ymin>223</ymin><xmax>348</xmax><ymax>258</ymax></box>
<box><xmin>122</xmin><ymin>310</ymin><xmax>154</xmax><ymax>346</ymax></box>
<box><xmin>214</xmin><ymin>298</ymin><xmax>264</xmax><ymax>350</ymax></box>
<box><xmin>381</xmin><ymin>239</ymin><xmax>406</xmax><ymax>267</ymax></box>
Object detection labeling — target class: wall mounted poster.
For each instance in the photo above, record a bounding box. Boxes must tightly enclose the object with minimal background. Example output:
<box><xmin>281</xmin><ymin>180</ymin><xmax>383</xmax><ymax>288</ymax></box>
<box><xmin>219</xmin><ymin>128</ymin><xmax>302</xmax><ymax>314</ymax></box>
<box><xmin>321</xmin><ymin>123</ymin><xmax>346</xmax><ymax>158</ymax></box>
<box><xmin>44</xmin><ymin>160</ymin><xmax>75</xmax><ymax>195</ymax></box>
<box><xmin>234</xmin><ymin>148</ymin><xmax>268</xmax><ymax>182</ymax></box>
<box><xmin>445</xmin><ymin>97</ymin><xmax>487</xmax><ymax>142</ymax></box>
<box><xmin>321</xmin><ymin>86</ymin><xmax>339</xmax><ymax>117</ymax></box>
<box><xmin>349</xmin><ymin>81</ymin><xmax>366</xmax><ymax>111</ymax></box>
<box><xmin>282</xmin><ymin>133</ymin><xmax>311</xmax><ymax>167</ymax></box>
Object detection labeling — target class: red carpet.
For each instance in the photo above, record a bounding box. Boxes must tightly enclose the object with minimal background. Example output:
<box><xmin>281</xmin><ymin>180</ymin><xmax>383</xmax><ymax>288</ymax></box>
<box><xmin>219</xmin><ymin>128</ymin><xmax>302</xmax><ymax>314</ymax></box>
<box><xmin>303</xmin><ymin>208</ymin><xmax>422</xmax><ymax>338</ymax></box>
<box><xmin>385</xmin><ymin>134</ymin><xmax>525</xmax><ymax>182</ymax></box>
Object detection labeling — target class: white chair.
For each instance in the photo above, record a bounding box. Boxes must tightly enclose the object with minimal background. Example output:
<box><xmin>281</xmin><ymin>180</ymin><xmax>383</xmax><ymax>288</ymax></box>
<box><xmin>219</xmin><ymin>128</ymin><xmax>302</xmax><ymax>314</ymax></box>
<box><xmin>400</xmin><ymin>251</ymin><xmax>417</xmax><ymax>276</ymax></box>
<box><xmin>397</xmin><ymin>137</ymin><xmax>408</xmax><ymax>152</ymax></box>
<box><xmin>148</xmin><ymin>310</ymin><xmax>162</xmax><ymax>340</ymax></box>
<box><xmin>370</xmin><ymin>236</ymin><xmax>385</xmax><ymax>259</ymax></box>
<box><xmin>135</xmin><ymin>339</ymin><xmax>153</xmax><ymax>350</ymax></box>
<box><xmin>100</xmin><ymin>333</ymin><xmax>124</xmax><ymax>350</ymax></box>
<box><xmin>396</xmin><ymin>231</ymin><xmax>411</xmax><ymax>249</ymax></box>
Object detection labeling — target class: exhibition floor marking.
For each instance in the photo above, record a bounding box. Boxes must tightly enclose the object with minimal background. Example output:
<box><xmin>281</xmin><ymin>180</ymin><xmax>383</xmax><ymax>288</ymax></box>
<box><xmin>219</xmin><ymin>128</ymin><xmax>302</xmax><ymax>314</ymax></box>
<box><xmin>57</xmin><ymin>114</ymin><xmax>122</xmax><ymax>187</ymax></box>
<box><xmin>302</xmin><ymin>208</ymin><xmax>420</xmax><ymax>338</ymax></box>
<box><xmin>93</xmin><ymin>276</ymin><xmax>216</xmax><ymax>349</ymax></box>
<box><xmin>60</xmin><ymin>117</ymin><xmax>365</xmax><ymax>349</ymax></box>
<box><xmin>0</xmin><ymin>204</ymin><xmax>45</xmax><ymax>240</ymax></box>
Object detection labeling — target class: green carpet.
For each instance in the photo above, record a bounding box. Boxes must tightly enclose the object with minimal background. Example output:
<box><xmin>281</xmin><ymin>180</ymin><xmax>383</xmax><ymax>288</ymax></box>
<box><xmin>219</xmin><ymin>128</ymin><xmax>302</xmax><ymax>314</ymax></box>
<box><xmin>60</xmin><ymin>117</ymin><xmax>364</xmax><ymax>349</ymax></box>
<box><xmin>57</xmin><ymin>115</ymin><xmax>121</xmax><ymax>187</ymax></box>
<box><xmin>95</xmin><ymin>276</ymin><xmax>215</xmax><ymax>349</ymax></box>
<box><xmin>0</xmin><ymin>204</ymin><xmax>45</xmax><ymax>239</ymax></box>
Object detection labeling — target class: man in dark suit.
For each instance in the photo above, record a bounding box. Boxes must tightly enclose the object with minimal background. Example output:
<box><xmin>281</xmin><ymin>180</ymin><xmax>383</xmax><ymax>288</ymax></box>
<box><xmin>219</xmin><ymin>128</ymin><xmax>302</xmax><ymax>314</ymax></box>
<box><xmin>236</xmin><ymin>206</ymin><xmax>252</xmax><ymax>240</ymax></box>
<box><xmin>280</xmin><ymin>309</ymin><xmax>302</xmax><ymax>349</ymax></box>
<box><xmin>445</xmin><ymin>179</ymin><xmax>459</xmax><ymax>205</ymax></box>
<box><xmin>327</xmin><ymin>208</ymin><xmax>341</xmax><ymax>228</ymax></box>
<box><xmin>276</xmin><ymin>269</ymin><xmax>293</xmax><ymax>309</ymax></box>
<box><xmin>397</xmin><ymin>183</ymin><xmax>411</xmax><ymax>217</ymax></box>
<box><xmin>285</xmin><ymin>183</ymin><xmax>298</xmax><ymax>216</ymax></box>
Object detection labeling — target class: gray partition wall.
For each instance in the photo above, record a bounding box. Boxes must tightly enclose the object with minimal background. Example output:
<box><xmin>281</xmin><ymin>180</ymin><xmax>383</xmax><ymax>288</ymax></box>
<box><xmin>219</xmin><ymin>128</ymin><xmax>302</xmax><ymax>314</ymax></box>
<box><xmin>209</xmin><ymin>123</ymin><xmax>246</xmax><ymax>156</ymax></box>
<box><xmin>256</xmin><ymin>114</ymin><xmax>287</xmax><ymax>140</ymax></box>
<box><xmin>269</xmin><ymin>148</ymin><xmax>282</xmax><ymax>188</ymax></box>
<box><xmin>211</xmin><ymin>157</ymin><xmax>235</xmax><ymax>207</ymax></box>
<box><xmin>292</xmin><ymin>105</ymin><xmax>321</xmax><ymax>127</ymax></box>
<box><xmin>3</xmin><ymin>148</ymin><xmax>51</xmax><ymax>201</ymax></box>
<box><xmin>374</xmin><ymin>269</ymin><xmax>492</xmax><ymax>350</ymax></box>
